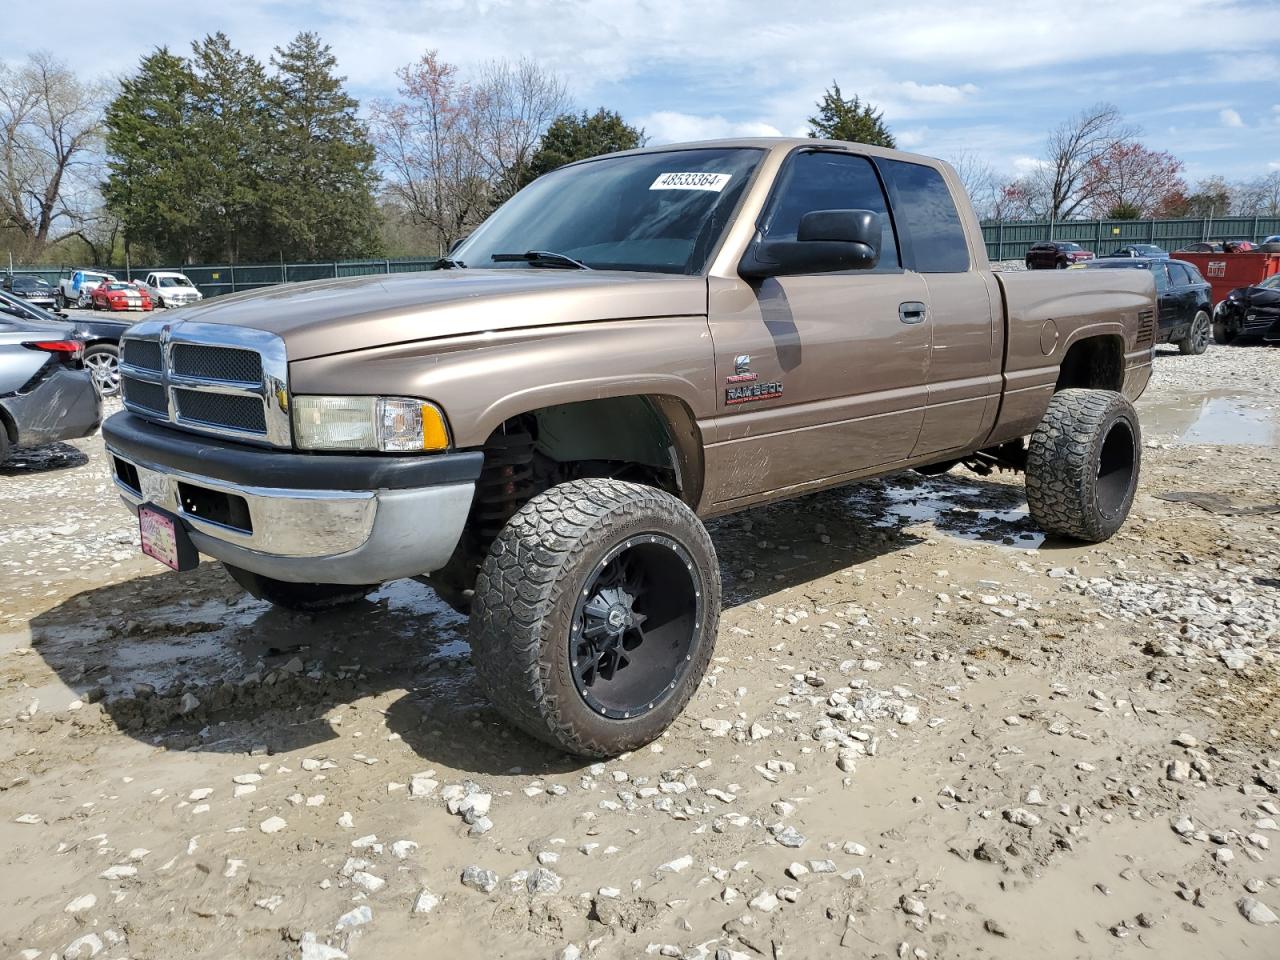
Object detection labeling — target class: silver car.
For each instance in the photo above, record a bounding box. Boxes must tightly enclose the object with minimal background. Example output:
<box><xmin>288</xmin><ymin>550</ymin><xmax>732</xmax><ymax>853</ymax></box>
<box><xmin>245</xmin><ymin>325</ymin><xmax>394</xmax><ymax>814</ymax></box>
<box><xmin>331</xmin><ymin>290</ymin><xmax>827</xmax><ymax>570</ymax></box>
<box><xmin>0</xmin><ymin>306</ymin><xmax>101</xmax><ymax>463</ymax></box>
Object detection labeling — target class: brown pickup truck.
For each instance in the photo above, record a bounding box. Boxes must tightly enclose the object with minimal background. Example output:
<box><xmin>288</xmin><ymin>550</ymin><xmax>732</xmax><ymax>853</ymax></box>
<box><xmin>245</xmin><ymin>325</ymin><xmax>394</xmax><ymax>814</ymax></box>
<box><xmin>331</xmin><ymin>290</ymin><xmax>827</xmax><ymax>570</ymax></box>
<box><xmin>103</xmin><ymin>138</ymin><xmax>1156</xmax><ymax>757</ymax></box>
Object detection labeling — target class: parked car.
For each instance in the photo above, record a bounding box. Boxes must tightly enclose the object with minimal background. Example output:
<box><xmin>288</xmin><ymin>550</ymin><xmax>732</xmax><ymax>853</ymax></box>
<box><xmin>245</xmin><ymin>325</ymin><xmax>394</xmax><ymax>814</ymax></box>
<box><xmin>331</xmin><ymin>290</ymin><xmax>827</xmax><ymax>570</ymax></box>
<box><xmin>1103</xmin><ymin>244</ymin><xmax>1168</xmax><ymax>259</ymax></box>
<box><xmin>2</xmin><ymin>274</ymin><xmax>58</xmax><ymax>309</ymax></box>
<box><xmin>1084</xmin><ymin>257</ymin><xmax>1213</xmax><ymax>353</ymax></box>
<box><xmin>104</xmin><ymin>136</ymin><xmax>1156</xmax><ymax>757</ymax></box>
<box><xmin>1025</xmin><ymin>241</ymin><xmax>1095</xmax><ymax>269</ymax></box>
<box><xmin>90</xmin><ymin>281</ymin><xmax>154</xmax><ymax>313</ymax></box>
<box><xmin>57</xmin><ymin>269</ymin><xmax>117</xmax><ymax>309</ymax></box>
<box><xmin>0</xmin><ymin>307</ymin><xmax>101</xmax><ymax>464</ymax></box>
<box><xmin>1213</xmin><ymin>273</ymin><xmax>1280</xmax><ymax>344</ymax></box>
<box><xmin>138</xmin><ymin>271</ymin><xmax>204</xmax><ymax>309</ymax></box>
<box><xmin>1263</xmin><ymin>234</ymin><xmax>1280</xmax><ymax>252</ymax></box>
<box><xmin>0</xmin><ymin>289</ymin><xmax>135</xmax><ymax>396</ymax></box>
<box><xmin>1180</xmin><ymin>242</ymin><xmax>1223</xmax><ymax>253</ymax></box>
<box><xmin>1223</xmin><ymin>239</ymin><xmax>1255</xmax><ymax>253</ymax></box>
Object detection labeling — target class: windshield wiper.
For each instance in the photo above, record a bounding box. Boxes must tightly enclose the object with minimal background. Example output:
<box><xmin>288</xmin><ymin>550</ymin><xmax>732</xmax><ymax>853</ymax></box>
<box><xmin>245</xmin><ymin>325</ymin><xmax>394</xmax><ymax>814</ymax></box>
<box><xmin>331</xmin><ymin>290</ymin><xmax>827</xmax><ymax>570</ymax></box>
<box><xmin>491</xmin><ymin>250</ymin><xmax>591</xmax><ymax>270</ymax></box>
<box><xmin>436</xmin><ymin>256</ymin><xmax>467</xmax><ymax>269</ymax></box>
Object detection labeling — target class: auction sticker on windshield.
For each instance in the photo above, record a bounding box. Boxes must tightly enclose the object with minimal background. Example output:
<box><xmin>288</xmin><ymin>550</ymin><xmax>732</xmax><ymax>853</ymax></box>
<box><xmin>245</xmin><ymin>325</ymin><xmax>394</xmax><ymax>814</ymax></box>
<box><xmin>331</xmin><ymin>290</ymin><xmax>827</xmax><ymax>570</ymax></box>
<box><xmin>650</xmin><ymin>172</ymin><xmax>732</xmax><ymax>192</ymax></box>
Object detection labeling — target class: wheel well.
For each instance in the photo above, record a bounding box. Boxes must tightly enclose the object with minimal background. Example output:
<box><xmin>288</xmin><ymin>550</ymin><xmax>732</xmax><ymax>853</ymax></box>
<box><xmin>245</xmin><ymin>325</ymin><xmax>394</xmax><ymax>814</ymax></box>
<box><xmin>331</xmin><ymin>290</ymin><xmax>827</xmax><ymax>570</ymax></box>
<box><xmin>1056</xmin><ymin>335</ymin><xmax>1124</xmax><ymax>392</ymax></box>
<box><xmin>431</xmin><ymin>396</ymin><xmax>704</xmax><ymax>604</ymax></box>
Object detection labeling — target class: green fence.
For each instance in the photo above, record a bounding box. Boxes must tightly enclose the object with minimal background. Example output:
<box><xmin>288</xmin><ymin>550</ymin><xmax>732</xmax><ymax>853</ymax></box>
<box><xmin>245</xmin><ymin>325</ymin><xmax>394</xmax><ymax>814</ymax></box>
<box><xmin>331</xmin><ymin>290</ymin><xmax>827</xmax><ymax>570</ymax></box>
<box><xmin>6</xmin><ymin>256</ymin><xmax>442</xmax><ymax>301</ymax></box>
<box><xmin>982</xmin><ymin>217</ymin><xmax>1280</xmax><ymax>262</ymax></box>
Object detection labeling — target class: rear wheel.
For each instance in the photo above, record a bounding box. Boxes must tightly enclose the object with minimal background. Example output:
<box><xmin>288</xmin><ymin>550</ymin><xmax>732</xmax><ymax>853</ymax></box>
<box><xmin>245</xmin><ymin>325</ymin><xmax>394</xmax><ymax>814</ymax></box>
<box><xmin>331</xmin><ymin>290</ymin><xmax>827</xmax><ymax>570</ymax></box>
<box><xmin>83</xmin><ymin>344</ymin><xmax>121</xmax><ymax>397</ymax></box>
<box><xmin>55</xmin><ymin>290</ymin><xmax>68</xmax><ymax>310</ymax></box>
<box><xmin>223</xmin><ymin>563</ymin><xmax>377</xmax><ymax>612</ymax></box>
<box><xmin>469</xmin><ymin>479</ymin><xmax>720</xmax><ymax>757</ymax></box>
<box><xmin>1025</xmin><ymin>389</ymin><xmax>1140</xmax><ymax>543</ymax></box>
<box><xmin>1180</xmin><ymin>311</ymin><xmax>1211</xmax><ymax>355</ymax></box>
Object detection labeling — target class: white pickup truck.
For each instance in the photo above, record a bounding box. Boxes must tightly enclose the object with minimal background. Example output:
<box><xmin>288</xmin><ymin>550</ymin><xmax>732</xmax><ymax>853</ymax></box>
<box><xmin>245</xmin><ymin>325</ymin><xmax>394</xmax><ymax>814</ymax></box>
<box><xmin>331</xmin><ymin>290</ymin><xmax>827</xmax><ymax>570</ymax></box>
<box><xmin>57</xmin><ymin>269</ymin><xmax>117</xmax><ymax>309</ymax></box>
<box><xmin>138</xmin><ymin>271</ymin><xmax>204</xmax><ymax>309</ymax></box>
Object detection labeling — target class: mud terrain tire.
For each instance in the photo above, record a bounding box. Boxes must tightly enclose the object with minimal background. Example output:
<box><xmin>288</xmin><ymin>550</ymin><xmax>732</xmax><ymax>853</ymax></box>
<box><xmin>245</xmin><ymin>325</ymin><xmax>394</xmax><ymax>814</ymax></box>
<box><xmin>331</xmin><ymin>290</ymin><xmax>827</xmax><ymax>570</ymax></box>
<box><xmin>223</xmin><ymin>563</ymin><xmax>376</xmax><ymax>612</ymax></box>
<box><xmin>1025</xmin><ymin>388</ymin><xmax>1140</xmax><ymax>543</ymax></box>
<box><xmin>470</xmin><ymin>478</ymin><xmax>720</xmax><ymax>757</ymax></box>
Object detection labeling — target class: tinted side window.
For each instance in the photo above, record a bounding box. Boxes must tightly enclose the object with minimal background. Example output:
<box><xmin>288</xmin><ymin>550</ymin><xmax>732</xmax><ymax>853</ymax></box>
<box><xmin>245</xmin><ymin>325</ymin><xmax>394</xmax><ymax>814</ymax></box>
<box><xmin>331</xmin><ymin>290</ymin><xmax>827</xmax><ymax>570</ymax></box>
<box><xmin>879</xmin><ymin>159</ymin><xmax>970</xmax><ymax>272</ymax></box>
<box><xmin>762</xmin><ymin>151</ymin><xmax>899</xmax><ymax>272</ymax></box>
<box><xmin>1151</xmin><ymin>263</ymin><xmax>1170</xmax><ymax>292</ymax></box>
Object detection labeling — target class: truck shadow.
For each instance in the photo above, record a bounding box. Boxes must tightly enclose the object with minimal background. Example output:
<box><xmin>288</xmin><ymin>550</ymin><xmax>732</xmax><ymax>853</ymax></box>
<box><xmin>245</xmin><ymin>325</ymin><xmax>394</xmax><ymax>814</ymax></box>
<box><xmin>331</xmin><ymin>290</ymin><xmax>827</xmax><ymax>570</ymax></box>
<box><xmin>27</xmin><ymin>469</ymin><xmax>1051</xmax><ymax>776</ymax></box>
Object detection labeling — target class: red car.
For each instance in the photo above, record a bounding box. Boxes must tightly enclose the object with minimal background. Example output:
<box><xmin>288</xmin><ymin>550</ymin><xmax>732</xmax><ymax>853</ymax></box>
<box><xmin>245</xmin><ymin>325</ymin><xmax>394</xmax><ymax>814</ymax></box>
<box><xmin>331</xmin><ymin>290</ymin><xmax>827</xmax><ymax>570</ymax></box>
<box><xmin>1025</xmin><ymin>241</ymin><xmax>1095</xmax><ymax>269</ymax></box>
<box><xmin>90</xmin><ymin>282</ymin><xmax>154</xmax><ymax>312</ymax></box>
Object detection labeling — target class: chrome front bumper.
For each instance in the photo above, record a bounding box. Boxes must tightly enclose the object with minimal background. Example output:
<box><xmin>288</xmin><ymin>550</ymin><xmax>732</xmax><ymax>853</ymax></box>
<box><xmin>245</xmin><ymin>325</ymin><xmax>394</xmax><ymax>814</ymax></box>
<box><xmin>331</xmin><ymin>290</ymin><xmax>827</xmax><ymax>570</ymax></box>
<box><xmin>102</xmin><ymin>411</ymin><xmax>482</xmax><ymax>585</ymax></box>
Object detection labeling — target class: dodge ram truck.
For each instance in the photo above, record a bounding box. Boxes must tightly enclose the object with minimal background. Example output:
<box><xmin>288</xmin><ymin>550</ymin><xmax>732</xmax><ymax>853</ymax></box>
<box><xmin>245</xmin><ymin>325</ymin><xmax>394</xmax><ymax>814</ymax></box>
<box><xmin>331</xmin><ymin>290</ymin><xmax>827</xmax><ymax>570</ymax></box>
<box><xmin>103</xmin><ymin>137</ymin><xmax>1156</xmax><ymax>757</ymax></box>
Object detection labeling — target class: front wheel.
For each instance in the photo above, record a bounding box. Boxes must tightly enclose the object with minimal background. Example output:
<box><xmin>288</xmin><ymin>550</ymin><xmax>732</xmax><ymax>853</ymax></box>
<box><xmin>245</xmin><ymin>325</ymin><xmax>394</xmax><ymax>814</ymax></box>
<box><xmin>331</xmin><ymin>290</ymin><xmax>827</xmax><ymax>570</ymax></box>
<box><xmin>1213</xmin><ymin>318</ymin><xmax>1237</xmax><ymax>345</ymax></box>
<box><xmin>222</xmin><ymin>563</ymin><xmax>377</xmax><ymax>612</ymax></box>
<box><xmin>1025</xmin><ymin>389</ymin><xmax>1141</xmax><ymax>543</ymax></box>
<box><xmin>1180</xmin><ymin>311</ymin><xmax>1211</xmax><ymax>355</ymax></box>
<box><xmin>469</xmin><ymin>479</ymin><xmax>720</xmax><ymax>757</ymax></box>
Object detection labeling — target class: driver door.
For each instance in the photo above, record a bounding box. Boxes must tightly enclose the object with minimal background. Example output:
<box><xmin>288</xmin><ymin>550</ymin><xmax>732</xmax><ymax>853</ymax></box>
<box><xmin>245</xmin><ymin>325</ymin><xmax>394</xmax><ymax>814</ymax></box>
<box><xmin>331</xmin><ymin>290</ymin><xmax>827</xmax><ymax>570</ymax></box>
<box><xmin>703</xmin><ymin>150</ymin><xmax>930</xmax><ymax>506</ymax></box>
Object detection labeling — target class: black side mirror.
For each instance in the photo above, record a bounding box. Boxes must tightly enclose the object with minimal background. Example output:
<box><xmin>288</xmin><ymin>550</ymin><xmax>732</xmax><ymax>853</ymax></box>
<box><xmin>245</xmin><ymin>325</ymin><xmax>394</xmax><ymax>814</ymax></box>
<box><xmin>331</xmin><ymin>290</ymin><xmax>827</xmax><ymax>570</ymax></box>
<box><xmin>740</xmin><ymin>209</ymin><xmax>881</xmax><ymax>280</ymax></box>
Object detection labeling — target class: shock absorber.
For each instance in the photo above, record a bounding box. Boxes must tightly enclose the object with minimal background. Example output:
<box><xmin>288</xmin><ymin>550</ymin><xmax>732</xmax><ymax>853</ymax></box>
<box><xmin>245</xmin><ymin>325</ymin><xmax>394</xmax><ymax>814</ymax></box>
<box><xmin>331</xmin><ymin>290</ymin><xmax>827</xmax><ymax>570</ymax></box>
<box><xmin>474</xmin><ymin>428</ymin><xmax>536</xmax><ymax>542</ymax></box>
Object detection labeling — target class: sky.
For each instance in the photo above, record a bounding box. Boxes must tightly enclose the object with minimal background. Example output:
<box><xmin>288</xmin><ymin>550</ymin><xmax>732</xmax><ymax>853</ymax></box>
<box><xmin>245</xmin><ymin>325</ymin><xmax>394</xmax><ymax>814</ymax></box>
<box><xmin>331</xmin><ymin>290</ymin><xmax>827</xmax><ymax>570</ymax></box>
<box><xmin>8</xmin><ymin>0</ymin><xmax>1280</xmax><ymax>185</ymax></box>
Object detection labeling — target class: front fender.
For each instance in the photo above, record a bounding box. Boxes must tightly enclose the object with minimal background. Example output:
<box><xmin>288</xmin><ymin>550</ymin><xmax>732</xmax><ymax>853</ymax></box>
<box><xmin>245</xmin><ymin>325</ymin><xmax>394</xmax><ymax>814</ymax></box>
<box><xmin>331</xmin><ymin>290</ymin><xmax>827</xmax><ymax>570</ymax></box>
<box><xmin>287</xmin><ymin>316</ymin><xmax>717</xmax><ymax>448</ymax></box>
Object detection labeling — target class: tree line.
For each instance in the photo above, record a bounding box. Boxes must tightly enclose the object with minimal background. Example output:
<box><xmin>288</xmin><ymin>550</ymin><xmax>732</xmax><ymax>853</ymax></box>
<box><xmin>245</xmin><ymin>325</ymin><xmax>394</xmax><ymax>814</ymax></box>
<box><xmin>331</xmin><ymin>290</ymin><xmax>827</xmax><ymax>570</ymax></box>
<box><xmin>2</xmin><ymin>46</ymin><xmax>1277</xmax><ymax>268</ymax></box>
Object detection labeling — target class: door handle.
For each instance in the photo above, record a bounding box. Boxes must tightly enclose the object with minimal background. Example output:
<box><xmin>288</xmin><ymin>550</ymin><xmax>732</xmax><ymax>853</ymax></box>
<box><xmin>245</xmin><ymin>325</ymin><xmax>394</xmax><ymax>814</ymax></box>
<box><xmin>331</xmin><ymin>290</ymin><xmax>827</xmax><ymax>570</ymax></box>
<box><xmin>899</xmin><ymin>301</ymin><xmax>927</xmax><ymax>324</ymax></box>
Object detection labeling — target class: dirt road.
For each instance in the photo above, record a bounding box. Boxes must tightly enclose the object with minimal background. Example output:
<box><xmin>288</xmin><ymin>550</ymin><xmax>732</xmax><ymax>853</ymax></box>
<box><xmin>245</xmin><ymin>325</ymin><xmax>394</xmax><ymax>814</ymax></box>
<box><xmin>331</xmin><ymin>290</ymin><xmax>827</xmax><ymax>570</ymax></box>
<box><xmin>2</xmin><ymin>345</ymin><xmax>1278</xmax><ymax>959</ymax></box>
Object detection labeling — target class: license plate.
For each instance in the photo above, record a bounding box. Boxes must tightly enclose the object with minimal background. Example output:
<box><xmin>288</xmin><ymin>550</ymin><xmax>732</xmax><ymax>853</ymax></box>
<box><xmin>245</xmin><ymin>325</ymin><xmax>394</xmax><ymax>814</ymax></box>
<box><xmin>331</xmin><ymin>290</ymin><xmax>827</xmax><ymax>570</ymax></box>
<box><xmin>139</xmin><ymin>504</ymin><xmax>198</xmax><ymax>571</ymax></box>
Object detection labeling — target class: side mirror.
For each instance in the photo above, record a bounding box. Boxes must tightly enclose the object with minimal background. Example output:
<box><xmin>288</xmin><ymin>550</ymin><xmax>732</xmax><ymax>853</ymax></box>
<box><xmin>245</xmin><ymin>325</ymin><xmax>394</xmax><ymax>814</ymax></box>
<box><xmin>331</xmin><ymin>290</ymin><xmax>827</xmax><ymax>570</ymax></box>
<box><xmin>740</xmin><ymin>209</ymin><xmax>881</xmax><ymax>280</ymax></box>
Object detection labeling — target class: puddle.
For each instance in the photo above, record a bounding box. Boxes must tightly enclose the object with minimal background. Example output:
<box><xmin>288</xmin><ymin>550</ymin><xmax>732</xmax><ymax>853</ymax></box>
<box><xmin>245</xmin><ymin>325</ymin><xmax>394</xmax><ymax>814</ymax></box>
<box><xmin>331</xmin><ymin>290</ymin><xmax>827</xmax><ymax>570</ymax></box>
<box><xmin>850</xmin><ymin>477</ymin><xmax>1046</xmax><ymax>550</ymax></box>
<box><xmin>1140</xmin><ymin>391</ymin><xmax>1278</xmax><ymax>445</ymax></box>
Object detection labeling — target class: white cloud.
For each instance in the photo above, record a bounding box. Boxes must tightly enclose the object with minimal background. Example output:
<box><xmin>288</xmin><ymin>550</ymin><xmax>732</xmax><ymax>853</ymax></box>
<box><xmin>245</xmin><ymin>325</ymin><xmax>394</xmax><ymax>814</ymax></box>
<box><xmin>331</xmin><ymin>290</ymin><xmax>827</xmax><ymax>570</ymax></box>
<box><xmin>1219</xmin><ymin>108</ymin><xmax>1245</xmax><ymax>128</ymax></box>
<box><xmin>891</xmin><ymin>81</ymin><xmax>978</xmax><ymax>105</ymax></box>
<box><xmin>894</xmin><ymin>127</ymin><xmax>929</xmax><ymax>148</ymax></box>
<box><xmin>638</xmin><ymin>112</ymin><xmax>782</xmax><ymax>145</ymax></box>
<box><xmin>1012</xmin><ymin>155</ymin><xmax>1047</xmax><ymax>174</ymax></box>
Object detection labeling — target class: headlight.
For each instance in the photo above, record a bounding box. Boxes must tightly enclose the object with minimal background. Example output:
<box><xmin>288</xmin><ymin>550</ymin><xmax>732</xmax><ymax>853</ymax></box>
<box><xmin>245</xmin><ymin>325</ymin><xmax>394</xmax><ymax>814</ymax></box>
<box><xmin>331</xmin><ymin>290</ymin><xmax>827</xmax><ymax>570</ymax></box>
<box><xmin>292</xmin><ymin>396</ymin><xmax>450</xmax><ymax>452</ymax></box>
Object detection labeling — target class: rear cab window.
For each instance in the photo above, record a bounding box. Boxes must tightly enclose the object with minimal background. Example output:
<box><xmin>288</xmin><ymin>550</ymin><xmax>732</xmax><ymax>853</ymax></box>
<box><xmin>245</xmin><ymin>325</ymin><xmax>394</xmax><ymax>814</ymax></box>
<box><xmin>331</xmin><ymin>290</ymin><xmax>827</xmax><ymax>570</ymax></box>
<box><xmin>878</xmin><ymin>159</ymin><xmax>970</xmax><ymax>272</ymax></box>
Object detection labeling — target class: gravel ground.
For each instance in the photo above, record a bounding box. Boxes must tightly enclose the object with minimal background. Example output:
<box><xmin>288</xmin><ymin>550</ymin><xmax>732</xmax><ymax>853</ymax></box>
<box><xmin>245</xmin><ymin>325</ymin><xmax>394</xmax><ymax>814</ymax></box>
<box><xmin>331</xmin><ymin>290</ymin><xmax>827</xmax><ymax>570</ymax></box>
<box><xmin>2</xmin><ymin>345</ymin><xmax>1279</xmax><ymax>960</ymax></box>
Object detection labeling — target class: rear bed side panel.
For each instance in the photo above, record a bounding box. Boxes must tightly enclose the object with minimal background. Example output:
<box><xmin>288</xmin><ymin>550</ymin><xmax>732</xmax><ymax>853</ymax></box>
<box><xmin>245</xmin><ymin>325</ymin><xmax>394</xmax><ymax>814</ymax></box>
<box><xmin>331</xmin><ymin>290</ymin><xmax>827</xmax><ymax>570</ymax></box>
<box><xmin>986</xmin><ymin>270</ymin><xmax>1156</xmax><ymax>446</ymax></box>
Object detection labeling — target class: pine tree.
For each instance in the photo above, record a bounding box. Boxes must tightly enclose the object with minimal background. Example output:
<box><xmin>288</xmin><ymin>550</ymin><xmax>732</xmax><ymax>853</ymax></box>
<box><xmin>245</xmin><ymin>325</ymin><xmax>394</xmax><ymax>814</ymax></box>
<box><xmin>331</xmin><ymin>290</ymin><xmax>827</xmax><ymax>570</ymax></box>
<box><xmin>807</xmin><ymin>83</ymin><xmax>895</xmax><ymax>148</ymax></box>
<box><xmin>188</xmin><ymin>33</ymin><xmax>272</xmax><ymax>261</ymax></box>
<box><xmin>519</xmin><ymin>109</ymin><xmax>644</xmax><ymax>190</ymax></box>
<box><xmin>102</xmin><ymin>48</ymin><xmax>202</xmax><ymax>263</ymax></box>
<box><xmin>265</xmin><ymin>32</ymin><xmax>380</xmax><ymax>259</ymax></box>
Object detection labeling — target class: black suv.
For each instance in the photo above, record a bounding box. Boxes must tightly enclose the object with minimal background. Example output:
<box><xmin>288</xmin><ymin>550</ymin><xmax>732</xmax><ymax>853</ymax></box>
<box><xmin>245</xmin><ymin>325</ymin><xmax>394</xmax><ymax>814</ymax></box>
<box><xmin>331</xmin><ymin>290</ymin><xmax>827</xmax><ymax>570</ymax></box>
<box><xmin>1084</xmin><ymin>258</ymin><xmax>1213</xmax><ymax>354</ymax></box>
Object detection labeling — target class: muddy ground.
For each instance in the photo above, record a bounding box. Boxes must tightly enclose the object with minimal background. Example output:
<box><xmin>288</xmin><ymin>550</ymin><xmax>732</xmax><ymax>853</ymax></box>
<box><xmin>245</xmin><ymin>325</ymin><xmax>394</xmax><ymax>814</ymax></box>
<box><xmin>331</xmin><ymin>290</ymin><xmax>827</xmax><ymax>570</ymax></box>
<box><xmin>2</xmin><ymin>345</ymin><xmax>1278</xmax><ymax>960</ymax></box>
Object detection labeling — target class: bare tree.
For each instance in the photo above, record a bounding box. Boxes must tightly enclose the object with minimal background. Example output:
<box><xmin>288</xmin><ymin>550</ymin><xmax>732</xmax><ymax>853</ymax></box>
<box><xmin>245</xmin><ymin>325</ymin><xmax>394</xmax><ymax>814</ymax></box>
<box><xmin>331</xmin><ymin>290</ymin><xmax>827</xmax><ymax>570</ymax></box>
<box><xmin>1035</xmin><ymin>103</ymin><xmax>1135</xmax><ymax>220</ymax></box>
<box><xmin>369</xmin><ymin>51</ymin><xmax>490</xmax><ymax>253</ymax></box>
<box><xmin>370</xmin><ymin>52</ymin><xmax>567</xmax><ymax>252</ymax></box>
<box><xmin>946</xmin><ymin>150</ymin><xmax>999</xmax><ymax>219</ymax></box>
<box><xmin>472</xmin><ymin>58</ymin><xmax>568</xmax><ymax>201</ymax></box>
<box><xmin>0</xmin><ymin>52</ymin><xmax>104</xmax><ymax>250</ymax></box>
<box><xmin>1233</xmin><ymin>171</ymin><xmax>1280</xmax><ymax>217</ymax></box>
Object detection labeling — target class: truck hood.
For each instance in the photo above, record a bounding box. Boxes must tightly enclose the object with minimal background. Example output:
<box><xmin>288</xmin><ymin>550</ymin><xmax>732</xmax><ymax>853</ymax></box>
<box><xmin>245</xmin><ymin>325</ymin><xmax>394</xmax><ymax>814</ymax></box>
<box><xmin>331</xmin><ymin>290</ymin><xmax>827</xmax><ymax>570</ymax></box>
<box><xmin>168</xmin><ymin>270</ymin><xmax>708</xmax><ymax>361</ymax></box>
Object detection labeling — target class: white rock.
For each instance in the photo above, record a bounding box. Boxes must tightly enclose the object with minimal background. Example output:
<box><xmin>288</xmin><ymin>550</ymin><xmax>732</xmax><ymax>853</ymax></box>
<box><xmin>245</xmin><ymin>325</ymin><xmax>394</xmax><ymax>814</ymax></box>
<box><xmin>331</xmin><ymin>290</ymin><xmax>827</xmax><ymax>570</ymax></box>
<box><xmin>749</xmin><ymin>891</ymin><xmax>779</xmax><ymax>912</ymax></box>
<box><xmin>62</xmin><ymin>933</ymin><xmax>104</xmax><ymax>958</ymax></box>
<box><xmin>412</xmin><ymin>889</ymin><xmax>440</xmax><ymax>915</ymax></box>
<box><xmin>701</xmin><ymin>718</ymin><xmax>733</xmax><ymax>737</ymax></box>
<box><xmin>299</xmin><ymin>933</ymin><xmax>347</xmax><ymax>960</ymax></box>
<box><xmin>188</xmin><ymin>788</ymin><xmax>213</xmax><ymax>801</ymax></box>
<box><xmin>335</xmin><ymin>905</ymin><xmax>373</xmax><ymax>930</ymax></box>
<box><xmin>658</xmin><ymin>855</ymin><xmax>694</xmax><ymax>873</ymax></box>
<box><xmin>65</xmin><ymin>893</ymin><xmax>97</xmax><ymax>913</ymax></box>
<box><xmin>100</xmin><ymin>864</ymin><xmax>137</xmax><ymax>880</ymax></box>
<box><xmin>392</xmin><ymin>840</ymin><xmax>419</xmax><ymax>859</ymax></box>
<box><xmin>352</xmin><ymin>871</ymin><xmax>385</xmax><ymax>893</ymax></box>
<box><xmin>259</xmin><ymin>816</ymin><xmax>288</xmax><ymax>834</ymax></box>
<box><xmin>410</xmin><ymin>775</ymin><xmax>439</xmax><ymax>798</ymax></box>
<box><xmin>1238</xmin><ymin>897</ymin><xmax>1278</xmax><ymax>925</ymax></box>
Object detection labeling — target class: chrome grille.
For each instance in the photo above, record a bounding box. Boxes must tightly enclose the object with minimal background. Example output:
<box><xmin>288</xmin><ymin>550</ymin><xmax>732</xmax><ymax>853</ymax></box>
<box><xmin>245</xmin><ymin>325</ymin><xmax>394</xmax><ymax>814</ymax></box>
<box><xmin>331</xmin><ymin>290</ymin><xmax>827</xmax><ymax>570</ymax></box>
<box><xmin>122</xmin><ymin>377</ymin><xmax>167</xmax><ymax>414</ymax></box>
<box><xmin>117</xmin><ymin>321</ymin><xmax>290</xmax><ymax>446</ymax></box>
<box><xmin>122</xmin><ymin>339</ymin><xmax>162</xmax><ymax>371</ymax></box>
<box><xmin>173</xmin><ymin>389</ymin><xmax>267</xmax><ymax>433</ymax></box>
<box><xmin>171</xmin><ymin>344</ymin><xmax>262</xmax><ymax>383</ymax></box>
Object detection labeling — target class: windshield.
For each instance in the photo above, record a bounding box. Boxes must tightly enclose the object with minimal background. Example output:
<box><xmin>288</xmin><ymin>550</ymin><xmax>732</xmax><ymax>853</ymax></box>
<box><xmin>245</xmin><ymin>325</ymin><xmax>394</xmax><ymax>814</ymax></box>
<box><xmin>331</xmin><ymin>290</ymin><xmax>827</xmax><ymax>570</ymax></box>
<box><xmin>103</xmin><ymin>283</ymin><xmax>134</xmax><ymax>291</ymax></box>
<box><xmin>453</xmin><ymin>147</ymin><xmax>763</xmax><ymax>275</ymax></box>
<box><xmin>1260</xmin><ymin>275</ymin><xmax>1280</xmax><ymax>289</ymax></box>
<box><xmin>158</xmin><ymin>276</ymin><xmax>192</xmax><ymax>287</ymax></box>
<box><xmin>14</xmin><ymin>277</ymin><xmax>48</xmax><ymax>289</ymax></box>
